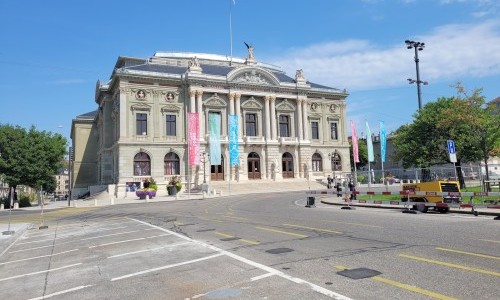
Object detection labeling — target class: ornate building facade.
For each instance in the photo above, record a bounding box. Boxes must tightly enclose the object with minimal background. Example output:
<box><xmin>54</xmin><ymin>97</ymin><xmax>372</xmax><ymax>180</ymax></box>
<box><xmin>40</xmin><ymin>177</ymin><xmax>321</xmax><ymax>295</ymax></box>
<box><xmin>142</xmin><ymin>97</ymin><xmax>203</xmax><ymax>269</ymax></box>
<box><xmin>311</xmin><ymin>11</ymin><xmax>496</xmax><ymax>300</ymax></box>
<box><xmin>71</xmin><ymin>48</ymin><xmax>350</xmax><ymax>197</ymax></box>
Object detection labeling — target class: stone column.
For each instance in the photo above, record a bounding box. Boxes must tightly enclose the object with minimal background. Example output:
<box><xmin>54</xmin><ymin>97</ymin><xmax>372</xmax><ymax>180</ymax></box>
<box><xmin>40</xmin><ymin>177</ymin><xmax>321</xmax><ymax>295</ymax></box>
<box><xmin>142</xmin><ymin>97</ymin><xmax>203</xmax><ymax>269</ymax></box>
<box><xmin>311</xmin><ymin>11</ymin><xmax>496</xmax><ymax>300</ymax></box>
<box><xmin>235</xmin><ymin>93</ymin><xmax>242</xmax><ymax>138</ymax></box>
<box><xmin>301</xmin><ymin>97</ymin><xmax>309</xmax><ymax>141</ymax></box>
<box><xmin>296</xmin><ymin>98</ymin><xmax>303</xmax><ymax>141</ymax></box>
<box><xmin>119</xmin><ymin>88</ymin><xmax>127</xmax><ymax>139</ymax></box>
<box><xmin>270</xmin><ymin>96</ymin><xmax>277</xmax><ymax>140</ymax></box>
<box><xmin>229</xmin><ymin>93</ymin><xmax>235</xmax><ymax>115</ymax></box>
<box><xmin>264</xmin><ymin>96</ymin><xmax>271</xmax><ymax>140</ymax></box>
<box><xmin>189</xmin><ymin>90</ymin><xmax>196</xmax><ymax>113</ymax></box>
<box><xmin>196</xmin><ymin>90</ymin><xmax>204</xmax><ymax>140</ymax></box>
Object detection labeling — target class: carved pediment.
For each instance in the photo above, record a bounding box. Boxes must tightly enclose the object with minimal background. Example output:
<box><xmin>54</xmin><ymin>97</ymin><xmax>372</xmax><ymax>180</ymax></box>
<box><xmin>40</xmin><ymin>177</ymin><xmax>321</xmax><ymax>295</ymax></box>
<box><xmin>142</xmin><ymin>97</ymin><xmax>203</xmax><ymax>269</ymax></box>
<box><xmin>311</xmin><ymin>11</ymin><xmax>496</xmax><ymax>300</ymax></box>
<box><xmin>241</xmin><ymin>96</ymin><xmax>263</xmax><ymax>110</ymax></box>
<box><xmin>204</xmin><ymin>93</ymin><xmax>227</xmax><ymax>107</ymax></box>
<box><xmin>233</xmin><ymin>70</ymin><xmax>271</xmax><ymax>85</ymax></box>
<box><xmin>227</xmin><ymin>66</ymin><xmax>280</xmax><ymax>86</ymax></box>
<box><xmin>275</xmin><ymin>99</ymin><xmax>295</xmax><ymax>111</ymax></box>
<box><xmin>130</xmin><ymin>103</ymin><xmax>152</xmax><ymax>112</ymax></box>
<box><xmin>160</xmin><ymin>104</ymin><xmax>181</xmax><ymax>114</ymax></box>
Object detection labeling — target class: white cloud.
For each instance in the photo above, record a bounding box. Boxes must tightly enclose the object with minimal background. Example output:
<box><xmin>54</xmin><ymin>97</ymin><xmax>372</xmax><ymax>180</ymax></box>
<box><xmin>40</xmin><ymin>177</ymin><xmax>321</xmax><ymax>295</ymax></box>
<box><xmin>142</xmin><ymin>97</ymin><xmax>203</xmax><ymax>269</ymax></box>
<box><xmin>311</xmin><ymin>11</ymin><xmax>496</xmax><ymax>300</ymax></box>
<box><xmin>269</xmin><ymin>20</ymin><xmax>500</xmax><ymax>91</ymax></box>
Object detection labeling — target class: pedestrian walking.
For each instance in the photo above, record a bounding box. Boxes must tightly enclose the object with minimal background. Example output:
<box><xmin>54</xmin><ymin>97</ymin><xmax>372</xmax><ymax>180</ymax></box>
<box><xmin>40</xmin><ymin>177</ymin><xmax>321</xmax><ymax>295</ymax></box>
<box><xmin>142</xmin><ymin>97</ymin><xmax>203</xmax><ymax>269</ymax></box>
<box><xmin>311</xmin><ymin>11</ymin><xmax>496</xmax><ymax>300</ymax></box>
<box><xmin>336</xmin><ymin>182</ymin><xmax>342</xmax><ymax>197</ymax></box>
<box><xmin>348</xmin><ymin>180</ymin><xmax>356</xmax><ymax>200</ymax></box>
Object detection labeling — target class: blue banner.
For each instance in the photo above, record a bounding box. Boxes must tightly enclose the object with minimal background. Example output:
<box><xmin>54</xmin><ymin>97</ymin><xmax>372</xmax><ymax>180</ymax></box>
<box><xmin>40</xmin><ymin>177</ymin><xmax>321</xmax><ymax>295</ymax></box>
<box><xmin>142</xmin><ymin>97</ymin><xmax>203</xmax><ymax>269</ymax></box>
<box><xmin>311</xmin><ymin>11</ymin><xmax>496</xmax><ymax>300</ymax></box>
<box><xmin>366</xmin><ymin>121</ymin><xmax>374</xmax><ymax>162</ymax></box>
<box><xmin>380</xmin><ymin>121</ymin><xmax>386</xmax><ymax>163</ymax></box>
<box><xmin>209</xmin><ymin>113</ymin><xmax>221</xmax><ymax>165</ymax></box>
<box><xmin>228</xmin><ymin>115</ymin><xmax>239</xmax><ymax>166</ymax></box>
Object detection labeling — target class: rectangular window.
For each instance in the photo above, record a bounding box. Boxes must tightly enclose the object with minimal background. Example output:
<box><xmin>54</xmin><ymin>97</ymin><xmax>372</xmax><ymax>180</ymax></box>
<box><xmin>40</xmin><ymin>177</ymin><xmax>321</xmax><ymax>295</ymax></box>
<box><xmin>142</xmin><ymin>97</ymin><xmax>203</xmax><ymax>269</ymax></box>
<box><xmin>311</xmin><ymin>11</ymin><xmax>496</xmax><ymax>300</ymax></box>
<box><xmin>279</xmin><ymin>115</ymin><xmax>290</xmax><ymax>137</ymax></box>
<box><xmin>311</xmin><ymin>121</ymin><xmax>319</xmax><ymax>139</ymax></box>
<box><xmin>166</xmin><ymin>114</ymin><xmax>176</xmax><ymax>136</ymax></box>
<box><xmin>331</xmin><ymin>122</ymin><xmax>338</xmax><ymax>140</ymax></box>
<box><xmin>245</xmin><ymin>113</ymin><xmax>257</xmax><ymax>136</ymax></box>
<box><xmin>136</xmin><ymin>113</ymin><xmax>147</xmax><ymax>135</ymax></box>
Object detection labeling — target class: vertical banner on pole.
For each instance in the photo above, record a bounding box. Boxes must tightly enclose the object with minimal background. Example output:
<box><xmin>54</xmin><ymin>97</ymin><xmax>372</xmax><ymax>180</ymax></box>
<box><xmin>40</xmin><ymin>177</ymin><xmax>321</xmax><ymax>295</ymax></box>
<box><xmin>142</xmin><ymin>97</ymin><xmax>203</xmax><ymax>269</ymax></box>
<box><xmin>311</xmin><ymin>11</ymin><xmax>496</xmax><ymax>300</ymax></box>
<box><xmin>229</xmin><ymin>115</ymin><xmax>239</xmax><ymax>166</ymax></box>
<box><xmin>380</xmin><ymin>121</ymin><xmax>386</xmax><ymax>163</ymax></box>
<box><xmin>209</xmin><ymin>113</ymin><xmax>221</xmax><ymax>165</ymax></box>
<box><xmin>188</xmin><ymin>112</ymin><xmax>200</xmax><ymax>166</ymax></box>
<box><xmin>366</xmin><ymin>121</ymin><xmax>374</xmax><ymax>162</ymax></box>
<box><xmin>350</xmin><ymin>120</ymin><xmax>359</xmax><ymax>163</ymax></box>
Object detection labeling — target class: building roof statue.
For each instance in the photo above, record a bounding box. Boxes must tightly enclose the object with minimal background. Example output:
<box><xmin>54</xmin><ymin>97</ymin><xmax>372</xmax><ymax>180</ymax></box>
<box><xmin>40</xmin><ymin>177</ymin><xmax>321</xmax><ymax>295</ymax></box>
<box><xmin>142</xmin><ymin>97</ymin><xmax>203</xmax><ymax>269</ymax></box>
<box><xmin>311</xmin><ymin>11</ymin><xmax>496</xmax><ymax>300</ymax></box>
<box><xmin>244</xmin><ymin>42</ymin><xmax>256</xmax><ymax>65</ymax></box>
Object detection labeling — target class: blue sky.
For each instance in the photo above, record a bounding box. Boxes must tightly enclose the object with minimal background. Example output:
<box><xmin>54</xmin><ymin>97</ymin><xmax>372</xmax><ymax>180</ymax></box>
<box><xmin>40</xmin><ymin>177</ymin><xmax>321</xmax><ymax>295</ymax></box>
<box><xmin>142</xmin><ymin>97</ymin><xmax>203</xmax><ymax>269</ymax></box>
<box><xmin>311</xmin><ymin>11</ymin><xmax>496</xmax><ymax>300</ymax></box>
<box><xmin>1</xmin><ymin>0</ymin><xmax>499</xmax><ymax>143</ymax></box>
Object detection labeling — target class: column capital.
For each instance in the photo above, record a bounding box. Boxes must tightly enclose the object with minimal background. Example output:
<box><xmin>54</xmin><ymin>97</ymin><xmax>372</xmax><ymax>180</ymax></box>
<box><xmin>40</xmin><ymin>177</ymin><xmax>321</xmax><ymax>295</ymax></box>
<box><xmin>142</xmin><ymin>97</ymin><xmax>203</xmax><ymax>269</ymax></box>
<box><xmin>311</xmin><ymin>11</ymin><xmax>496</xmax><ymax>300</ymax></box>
<box><xmin>189</xmin><ymin>90</ymin><xmax>197</xmax><ymax>97</ymax></box>
<box><xmin>229</xmin><ymin>93</ymin><xmax>236</xmax><ymax>101</ymax></box>
<box><xmin>235</xmin><ymin>93</ymin><xmax>241</xmax><ymax>101</ymax></box>
<box><xmin>264</xmin><ymin>95</ymin><xmax>271</xmax><ymax>102</ymax></box>
<box><xmin>195</xmin><ymin>90</ymin><xmax>203</xmax><ymax>97</ymax></box>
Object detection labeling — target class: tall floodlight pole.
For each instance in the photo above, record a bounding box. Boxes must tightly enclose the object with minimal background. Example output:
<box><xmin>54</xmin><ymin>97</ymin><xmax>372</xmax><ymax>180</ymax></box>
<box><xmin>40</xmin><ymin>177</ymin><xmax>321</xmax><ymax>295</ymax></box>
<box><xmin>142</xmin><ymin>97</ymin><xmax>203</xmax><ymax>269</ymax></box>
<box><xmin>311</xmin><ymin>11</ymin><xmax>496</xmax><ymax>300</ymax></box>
<box><xmin>405</xmin><ymin>40</ymin><xmax>428</xmax><ymax>110</ymax></box>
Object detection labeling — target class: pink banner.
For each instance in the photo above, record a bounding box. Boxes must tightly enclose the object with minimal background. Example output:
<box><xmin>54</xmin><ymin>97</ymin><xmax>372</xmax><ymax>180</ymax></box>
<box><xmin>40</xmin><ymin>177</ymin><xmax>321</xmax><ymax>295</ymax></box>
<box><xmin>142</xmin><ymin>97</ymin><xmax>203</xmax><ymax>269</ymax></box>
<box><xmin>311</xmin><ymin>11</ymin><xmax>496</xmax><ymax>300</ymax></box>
<box><xmin>350</xmin><ymin>120</ymin><xmax>359</xmax><ymax>163</ymax></box>
<box><xmin>188</xmin><ymin>113</ymin><xmax>200</xmax><ymax>166</ymax></box>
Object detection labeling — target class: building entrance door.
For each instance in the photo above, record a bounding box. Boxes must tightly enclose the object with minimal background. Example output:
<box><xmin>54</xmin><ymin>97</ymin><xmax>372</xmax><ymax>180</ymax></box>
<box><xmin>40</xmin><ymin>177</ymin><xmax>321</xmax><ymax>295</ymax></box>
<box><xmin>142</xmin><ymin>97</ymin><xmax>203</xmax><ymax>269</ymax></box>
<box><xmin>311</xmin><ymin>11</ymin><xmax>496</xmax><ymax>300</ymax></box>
<box><xmin>211</xmin><ymin>155</ymin><xmax>224</xmax><ymax>181</ymax></box>
<box><xmin>247</xmin><ymin>152</ymin><xmax>261</xmax><ymax>179</ymax></box>
<box><xmin>282</xmin><ymin>152</ymin><xmax>294</xmax><ymax>178</ymax></box>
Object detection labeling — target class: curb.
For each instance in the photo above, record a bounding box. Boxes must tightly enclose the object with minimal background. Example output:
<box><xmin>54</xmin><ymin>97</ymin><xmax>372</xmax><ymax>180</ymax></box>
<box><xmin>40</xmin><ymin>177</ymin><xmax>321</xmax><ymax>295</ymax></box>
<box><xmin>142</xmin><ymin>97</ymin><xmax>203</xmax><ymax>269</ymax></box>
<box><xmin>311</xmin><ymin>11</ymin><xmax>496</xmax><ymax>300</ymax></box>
<box><xmin>0</xmin><ymin>223</ymin><xmax>31</xmax><ymax>258</ymax></box>
<box><xmin>320</xmin><ymin>200</ymin><xmax>500</xmax><ymax>217</ymax></box>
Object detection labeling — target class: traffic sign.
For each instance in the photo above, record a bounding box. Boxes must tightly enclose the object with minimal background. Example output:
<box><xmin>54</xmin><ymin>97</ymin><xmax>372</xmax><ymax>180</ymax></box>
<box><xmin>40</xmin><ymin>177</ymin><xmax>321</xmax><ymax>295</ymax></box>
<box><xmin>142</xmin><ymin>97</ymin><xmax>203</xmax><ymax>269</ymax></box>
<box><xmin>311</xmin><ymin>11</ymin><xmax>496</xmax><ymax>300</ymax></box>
<box><xmin>447</xmin><ymin>140</ymin><xmax>456</xmax><ymax>154</ymax></box>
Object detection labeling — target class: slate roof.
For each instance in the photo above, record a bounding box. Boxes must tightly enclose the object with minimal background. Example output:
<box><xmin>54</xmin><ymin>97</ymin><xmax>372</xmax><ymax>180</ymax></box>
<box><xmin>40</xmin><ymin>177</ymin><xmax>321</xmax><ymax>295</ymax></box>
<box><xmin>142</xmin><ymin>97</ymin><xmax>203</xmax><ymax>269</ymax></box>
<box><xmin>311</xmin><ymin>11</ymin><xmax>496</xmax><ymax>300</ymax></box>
<box><xmin>122</xmin><ymin>62</ymin><xmax>339</xmax><ymax>90</ymax></box>
<box><xmin>76</xmin><ymin>110</ymin><xmax>98</xmax><ymax>120</ymax></box>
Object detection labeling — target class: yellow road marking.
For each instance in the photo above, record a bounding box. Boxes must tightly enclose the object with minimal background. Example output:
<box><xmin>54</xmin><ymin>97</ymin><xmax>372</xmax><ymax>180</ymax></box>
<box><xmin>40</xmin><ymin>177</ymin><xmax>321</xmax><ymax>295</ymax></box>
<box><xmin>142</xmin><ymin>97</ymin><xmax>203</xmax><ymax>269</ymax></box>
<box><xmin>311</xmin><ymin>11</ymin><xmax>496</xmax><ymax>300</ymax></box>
<box><xmin>479</xmin><ymin>239</ymin><xmax>500</xmax><ymax>244</ymax></box>
<box><xmin>334</xmin><ymin>265</ymin><xmax>456</xmax><ymax>300</ymax></box>
<box><xmin>214</xmin><ymin>232</ymin><xmax>259</xmax><ymax>245</ymax></box>
<box><xmin>399</xmin><ymin>254</ymin><xmax>500</xmax><ymax>277</ymax></box>
<box><xmin>198</xmin><ymin>217</ymin><xmax>224</xmax><ymax>223</ymax></box>
<box><xmin>436</xmin><ymin>247</ymin><xmax>500</xmax><ymax>260</ymax></box>
<box><xmin>215</xmin><ymin>232</ymin><xmax>234</xmax><ymax>238</ymax></box>
<box><xmin>322</xmin><ymin>220</ymin><xmax>383</xmax><ymax>228</ymax></box>
<box><xmin>372</xmin><ymin>276</ymin><xmax>457</xmax><ymax>300</ymax></box>
<box><xmin>255</xmin><ymin>226</ymin><xmax>308</xmax><ymax>238</ymax></box>
<box><xmin>222</xmin><ymin>215</ymin><xmax>248</xmax><ymax>221</ymax></box>
<box><xmin>283</xmin><ymin>224</ymin><xmax>341</xmax><ymax>234</ymax></box>
<box><xmin>240</xmin><ymin>239</ymin><xmax>260</xmax><ymax>245</ymax></box>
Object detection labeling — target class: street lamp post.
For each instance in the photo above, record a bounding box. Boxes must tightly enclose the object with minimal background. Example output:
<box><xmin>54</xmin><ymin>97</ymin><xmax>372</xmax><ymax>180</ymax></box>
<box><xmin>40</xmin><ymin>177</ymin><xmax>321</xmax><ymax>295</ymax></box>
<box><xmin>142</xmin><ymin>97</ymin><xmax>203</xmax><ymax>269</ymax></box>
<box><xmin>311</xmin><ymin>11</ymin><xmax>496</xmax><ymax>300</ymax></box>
<box><xmin>405</xmin><ymin>40</ymin><xmax>428</xmax><ymax>110</ymax></box>
<box><xmin>200</xmin><ymin>152</ymin><xmax>210</xmax><ymax>184</ymax></box>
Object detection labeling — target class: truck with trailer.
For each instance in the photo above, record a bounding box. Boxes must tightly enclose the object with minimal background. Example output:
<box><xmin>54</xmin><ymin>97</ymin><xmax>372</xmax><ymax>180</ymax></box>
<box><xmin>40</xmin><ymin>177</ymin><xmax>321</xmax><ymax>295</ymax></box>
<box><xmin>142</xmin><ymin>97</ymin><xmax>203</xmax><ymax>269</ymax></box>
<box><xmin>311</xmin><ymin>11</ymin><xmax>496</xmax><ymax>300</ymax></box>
<box><xmin>401</xmin><ymin>181</ymin><xmax>461</xmax><ymax>213</ymax></box>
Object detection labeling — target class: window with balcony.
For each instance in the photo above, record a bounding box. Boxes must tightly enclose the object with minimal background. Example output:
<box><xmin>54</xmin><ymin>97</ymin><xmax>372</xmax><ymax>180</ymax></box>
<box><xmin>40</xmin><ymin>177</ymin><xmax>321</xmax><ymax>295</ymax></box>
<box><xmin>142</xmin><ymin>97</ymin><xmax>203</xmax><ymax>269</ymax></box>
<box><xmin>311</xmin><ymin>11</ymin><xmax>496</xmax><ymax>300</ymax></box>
<box><xmin>311</xmin><ymin>121</ymin><xmax>319</xmax><ymax>140</ymax></box>
<box><xmin>166</xmin><ymin>114</ymin><xmax>176</xmax><ymax>136</ymax></box>
<box><xmin>279</xmin><ymin>115</ymin><xmax>290</xmax><ymax>137</ymax></box>
<box><xmin>245</xmin><ymin>113</ymin><xmax>257</xmax><ymax>136</ymax></box>
<box><xmin>136</xmin><ymin>113</ymin><xmax>147</xmax><ymax>136</ymax></box>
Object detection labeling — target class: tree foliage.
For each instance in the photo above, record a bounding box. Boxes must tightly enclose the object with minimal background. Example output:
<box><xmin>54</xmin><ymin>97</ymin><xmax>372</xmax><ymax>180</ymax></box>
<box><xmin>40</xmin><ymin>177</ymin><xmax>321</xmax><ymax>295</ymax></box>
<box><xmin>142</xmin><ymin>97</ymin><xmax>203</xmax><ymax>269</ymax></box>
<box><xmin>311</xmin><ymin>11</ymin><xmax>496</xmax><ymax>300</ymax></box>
<box><xmin>349</xmin><ymin>138</ymin><xmax>368</xmax><ymax>170</ymax></box>
<box><xmin>0</xmin><ymin>124</ymin><xmax>66</xmax><ymax>193</ymax></box>
<box><xmin>393</xmin><ymin>83</ymin><xmax>499</xmax><ymax>187</ymax></box>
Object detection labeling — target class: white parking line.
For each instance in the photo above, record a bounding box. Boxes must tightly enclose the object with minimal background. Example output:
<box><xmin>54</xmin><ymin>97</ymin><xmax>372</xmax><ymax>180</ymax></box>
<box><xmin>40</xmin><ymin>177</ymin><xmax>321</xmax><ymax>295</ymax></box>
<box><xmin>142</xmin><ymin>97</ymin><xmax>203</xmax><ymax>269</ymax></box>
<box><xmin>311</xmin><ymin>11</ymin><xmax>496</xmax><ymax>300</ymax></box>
<box><xmin>80</xmin><ymin>228</ymin><xmax>156</xmax><ymax>241</ymax></box>
<box><xmin>88</xmin><ymin>234</ymin><xmax>171</xmax><ymax>248</ymax></box>
<box><xmin>0</xmin><ymin>263</ymin><xmax>82</xmax><ymax>282</ymax></box>
<box><xmin>251</xmin><ymin>272</ymin><xmax>276</xmax><ymax>281</ymax></box>
<box><xmin>107</xmin><ymin>242</ymin><xmax>192</xmax><ymax>259</ymax></box>
<box><xmin>0</xmin><ymin>249</ymin><xmax>79</xmax><ymax>266</ymax></box>
<box><xmin>129</xmin><ymin>218</ymin><xmax>353</xmax><ymax>300</ymax></box>
<box><xmin>111</xmin><ymin>253</ymin><xmax>224</xmax><ymax>281</ymax></box>
<box><xmin>27</xmin><ymin>285</ymin><xmax>93</xmax><ymax>300</ymax></box>
<box><xmin>9</xmin><ymin>240</ymin><xmax>75</xmax><ymax>253</ymax></box>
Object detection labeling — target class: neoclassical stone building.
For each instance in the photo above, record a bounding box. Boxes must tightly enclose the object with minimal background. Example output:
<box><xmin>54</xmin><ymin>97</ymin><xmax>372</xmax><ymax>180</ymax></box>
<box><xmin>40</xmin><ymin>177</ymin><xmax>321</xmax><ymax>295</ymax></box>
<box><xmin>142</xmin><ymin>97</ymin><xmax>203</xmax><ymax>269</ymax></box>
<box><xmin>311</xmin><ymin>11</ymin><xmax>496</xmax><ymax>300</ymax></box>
<box><xmin>71</xmin><ymin>48</ymin><xmax>350</xmax><ymax>197</ymax></box>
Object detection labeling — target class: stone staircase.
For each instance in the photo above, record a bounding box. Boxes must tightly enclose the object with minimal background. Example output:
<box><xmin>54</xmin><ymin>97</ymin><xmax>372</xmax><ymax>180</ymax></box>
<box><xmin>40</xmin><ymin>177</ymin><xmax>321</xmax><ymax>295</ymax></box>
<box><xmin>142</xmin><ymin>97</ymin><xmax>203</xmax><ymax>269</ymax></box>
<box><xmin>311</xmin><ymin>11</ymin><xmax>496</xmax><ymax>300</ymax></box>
<box><xmin>208</xmin><ymin>178</ymin><xmax>326</xmax><ymax>196</ymax></box>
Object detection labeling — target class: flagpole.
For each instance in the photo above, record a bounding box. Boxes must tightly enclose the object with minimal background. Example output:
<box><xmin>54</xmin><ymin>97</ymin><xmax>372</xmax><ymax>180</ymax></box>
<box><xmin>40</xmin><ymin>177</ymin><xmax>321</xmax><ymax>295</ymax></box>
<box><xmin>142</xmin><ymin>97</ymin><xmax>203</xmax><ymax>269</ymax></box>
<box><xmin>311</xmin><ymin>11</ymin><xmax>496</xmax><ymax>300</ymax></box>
<box><xmin>229</xmin><ymin>0</ymin><xmax>233</xmax><ymax>65</ymax></box>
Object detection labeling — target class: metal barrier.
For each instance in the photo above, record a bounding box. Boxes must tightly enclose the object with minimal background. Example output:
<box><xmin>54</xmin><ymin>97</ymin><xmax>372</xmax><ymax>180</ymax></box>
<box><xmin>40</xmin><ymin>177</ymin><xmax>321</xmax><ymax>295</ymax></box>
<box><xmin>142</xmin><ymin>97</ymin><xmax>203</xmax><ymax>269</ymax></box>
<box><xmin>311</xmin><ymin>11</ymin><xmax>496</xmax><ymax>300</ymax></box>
<box><xmin>305</xmin><ymin>189</ymin><xmax>500</xmax><ymax>212</ymax></box>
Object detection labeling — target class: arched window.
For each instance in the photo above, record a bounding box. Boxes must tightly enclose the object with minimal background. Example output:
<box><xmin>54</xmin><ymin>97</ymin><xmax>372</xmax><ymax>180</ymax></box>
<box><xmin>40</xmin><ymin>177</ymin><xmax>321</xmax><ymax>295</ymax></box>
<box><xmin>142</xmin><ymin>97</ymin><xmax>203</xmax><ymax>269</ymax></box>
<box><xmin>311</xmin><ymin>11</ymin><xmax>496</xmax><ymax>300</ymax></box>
<box><xmin>164</xmin><ymin>152</ymin><xmax>180</xmax><ymax>175</ymax></box>
<box><xmin>312</xmin><ymin>153</ymin><xmax>322</xmax><ymax>172</ymax></box>
<box><xmin>331</xmin><ymin>152</ymin><xmax>342</xmax><ymax>171</ymax></box>
<box><xmin>133</xmin><ymin>152</ymin><xmax>151</xmax><ymax>176</ymax></box>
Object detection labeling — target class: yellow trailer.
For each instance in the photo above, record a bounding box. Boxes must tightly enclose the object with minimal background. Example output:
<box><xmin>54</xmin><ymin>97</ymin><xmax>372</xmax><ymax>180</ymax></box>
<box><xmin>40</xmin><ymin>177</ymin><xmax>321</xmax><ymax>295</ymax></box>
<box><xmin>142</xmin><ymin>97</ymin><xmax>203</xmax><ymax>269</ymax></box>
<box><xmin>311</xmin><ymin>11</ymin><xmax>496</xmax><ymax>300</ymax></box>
<box><xmin>401</xmin><ymin>181</ymin><xmax>461</xmax><ymax>213</ymax></box>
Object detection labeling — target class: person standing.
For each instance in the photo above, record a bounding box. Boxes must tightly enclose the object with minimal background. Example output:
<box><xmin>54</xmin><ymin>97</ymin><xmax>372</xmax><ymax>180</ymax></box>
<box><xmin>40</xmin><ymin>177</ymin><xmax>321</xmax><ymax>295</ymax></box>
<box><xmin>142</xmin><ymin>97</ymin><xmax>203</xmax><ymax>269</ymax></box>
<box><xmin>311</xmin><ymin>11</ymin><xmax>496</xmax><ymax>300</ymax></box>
<box><xmin>348</xmin><ymin>181</ymin><xmax>356</xmax><ymax>200</ymax></box>
<box><xmin>327</xmin><ymin>175</ymin><xmax>332</xmax><ymax>189</ymax></box>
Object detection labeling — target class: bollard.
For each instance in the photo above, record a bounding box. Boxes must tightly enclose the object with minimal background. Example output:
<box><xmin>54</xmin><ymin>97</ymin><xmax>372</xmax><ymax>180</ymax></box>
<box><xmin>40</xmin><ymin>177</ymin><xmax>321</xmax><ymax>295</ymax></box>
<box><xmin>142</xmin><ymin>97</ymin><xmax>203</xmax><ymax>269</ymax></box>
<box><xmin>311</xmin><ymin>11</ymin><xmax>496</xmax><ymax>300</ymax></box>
<box><xmin>0</xmin><ymin>203</ymin><xmax>3</xmax><ymax>210</ymax></box>
<box><xmin>110</xmin><ymin>197</ymin><xmax>114</xmax><ymax>205</ymax></box>
<box><xmin>94</xmin><ymin>199</ymin><xmax>98</xmax><ymax>207</ymax></box>
<box><xmin>305</xmin><ymin>196</ymin><xmax>315</xmax><ymax>208</ymax></box>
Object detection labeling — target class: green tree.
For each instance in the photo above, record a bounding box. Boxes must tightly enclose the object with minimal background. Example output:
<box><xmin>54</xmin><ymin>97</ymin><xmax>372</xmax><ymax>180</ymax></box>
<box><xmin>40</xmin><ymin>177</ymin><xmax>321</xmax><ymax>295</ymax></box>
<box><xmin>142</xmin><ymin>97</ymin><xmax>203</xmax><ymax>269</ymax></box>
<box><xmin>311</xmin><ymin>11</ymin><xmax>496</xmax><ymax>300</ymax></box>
<box><xmin>393</xmin><ymin>84</ymin><xmax>499</xmax><ymax>189</ymax></box>
<box><xmin>350</xmin><ymin>138</ymin><xmax>368</xmax><ymax>170</ymax></box>
<box><xmin>0</xmin><ymin>124</ymin><xmax>66</xmax><ymax>195</ymax></box>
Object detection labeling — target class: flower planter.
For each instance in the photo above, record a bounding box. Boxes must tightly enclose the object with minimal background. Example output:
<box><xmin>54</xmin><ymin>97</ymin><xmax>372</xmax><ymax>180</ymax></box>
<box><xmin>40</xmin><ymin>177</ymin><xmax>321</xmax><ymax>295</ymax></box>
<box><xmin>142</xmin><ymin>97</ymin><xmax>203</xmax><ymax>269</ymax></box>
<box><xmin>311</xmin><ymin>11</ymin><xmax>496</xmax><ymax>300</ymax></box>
<box><xmin>167</xmin><ymin>186</ymin><xmax>177</xmax><ymax>196</ymax></box>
